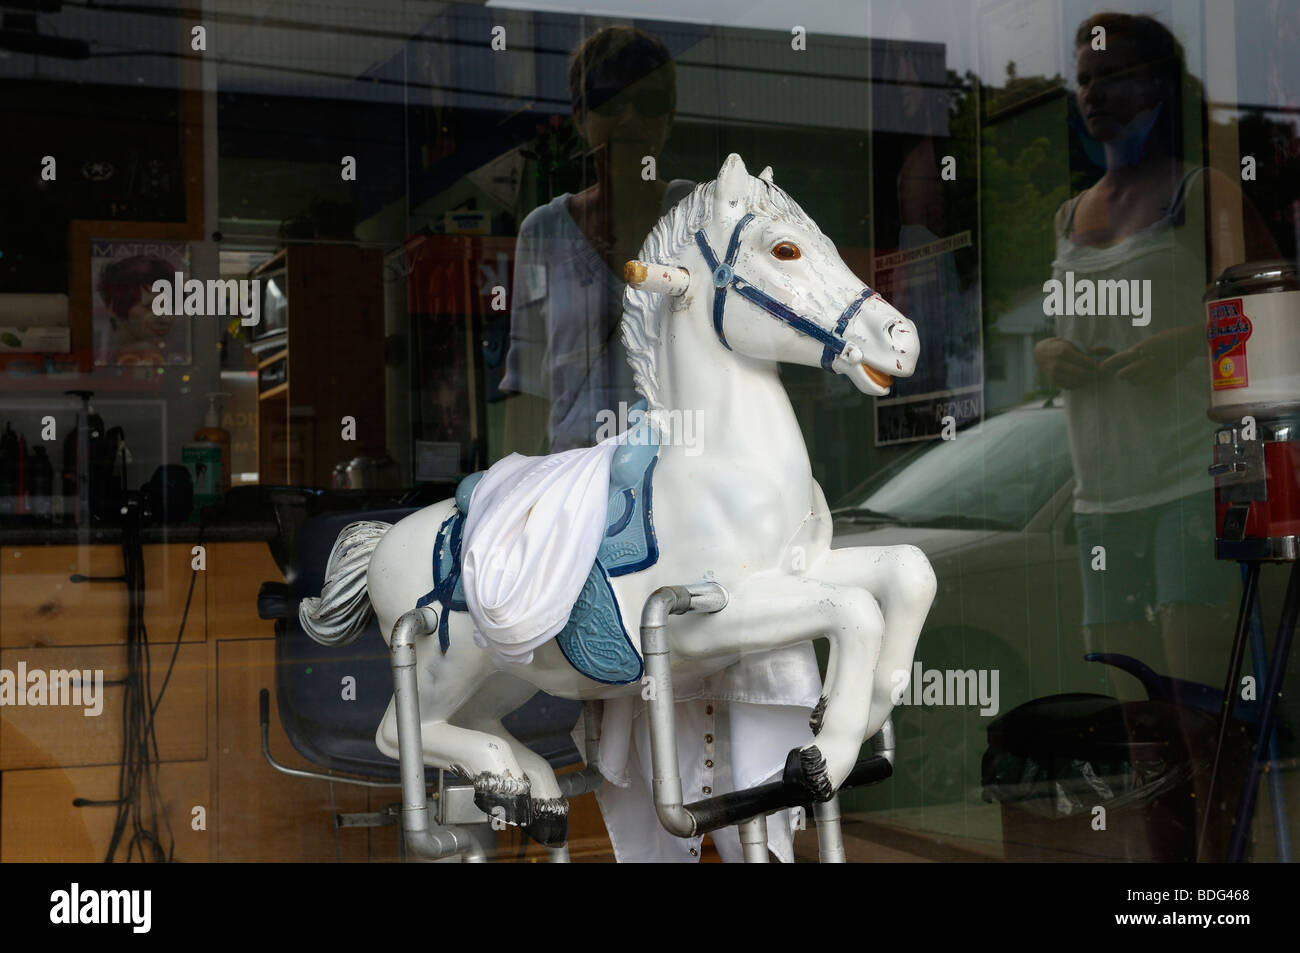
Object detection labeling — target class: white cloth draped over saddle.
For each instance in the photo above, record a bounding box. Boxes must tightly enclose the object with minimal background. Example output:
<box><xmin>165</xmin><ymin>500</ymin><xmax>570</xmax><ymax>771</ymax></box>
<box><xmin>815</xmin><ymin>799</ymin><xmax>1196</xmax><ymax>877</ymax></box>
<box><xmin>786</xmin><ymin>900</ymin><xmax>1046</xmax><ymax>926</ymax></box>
<box><xmin>460</xmin><ymin>436</ymin><xmax>620</xmax><ymax>663</ymax></box>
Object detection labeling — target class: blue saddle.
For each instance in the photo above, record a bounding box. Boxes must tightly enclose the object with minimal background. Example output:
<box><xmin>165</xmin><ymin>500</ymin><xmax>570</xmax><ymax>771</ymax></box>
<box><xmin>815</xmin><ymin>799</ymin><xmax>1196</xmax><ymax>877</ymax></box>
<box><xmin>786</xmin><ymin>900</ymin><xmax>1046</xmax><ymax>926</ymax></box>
<box><xmin>417</xmin><ymin>412</ymin><xmax>661</xmax><ymax>685</ymax></box>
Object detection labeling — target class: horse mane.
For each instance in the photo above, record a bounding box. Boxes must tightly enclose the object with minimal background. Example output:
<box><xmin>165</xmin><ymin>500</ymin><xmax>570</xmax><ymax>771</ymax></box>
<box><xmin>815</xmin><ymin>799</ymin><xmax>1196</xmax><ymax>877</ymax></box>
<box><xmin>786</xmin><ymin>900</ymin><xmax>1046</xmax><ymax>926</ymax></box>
<box><xmin>621</xmin><ymin>170</ymin><xmax>825</xmax><ymax>431</ymax></box>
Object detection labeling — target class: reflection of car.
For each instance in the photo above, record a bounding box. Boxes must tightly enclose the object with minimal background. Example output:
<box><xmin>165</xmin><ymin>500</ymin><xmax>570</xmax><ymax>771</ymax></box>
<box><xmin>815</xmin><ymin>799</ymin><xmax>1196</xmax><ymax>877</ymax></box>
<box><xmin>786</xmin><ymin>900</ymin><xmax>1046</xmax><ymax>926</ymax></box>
<box><xmin>831</xmin><ymin>399</ymin><xmax>1293</xmax><ymax>814</ymax></box>
<box><xmin>830</xmin><ymin>399</ymin><xmax>1085</xmax><ymax>806</ymax></box>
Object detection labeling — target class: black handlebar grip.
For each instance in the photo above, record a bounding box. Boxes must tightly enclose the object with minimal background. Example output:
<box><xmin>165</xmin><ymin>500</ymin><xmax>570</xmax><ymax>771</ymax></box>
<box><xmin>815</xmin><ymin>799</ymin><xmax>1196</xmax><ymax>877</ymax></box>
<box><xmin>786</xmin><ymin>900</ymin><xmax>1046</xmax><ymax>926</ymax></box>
<box><xmin>685</xmin><ymin>750</ymin><xmax>895</xmax><ymax>834</ymax></box>
<box><xmin>842</xmin><ymin>753</ymin><xmax>893</xmax><ymax>788</ymax></box>
<box><xmin>259</xmin><ymin>688</ymin><xmax>269</xmax><ymax>728</ymax></box>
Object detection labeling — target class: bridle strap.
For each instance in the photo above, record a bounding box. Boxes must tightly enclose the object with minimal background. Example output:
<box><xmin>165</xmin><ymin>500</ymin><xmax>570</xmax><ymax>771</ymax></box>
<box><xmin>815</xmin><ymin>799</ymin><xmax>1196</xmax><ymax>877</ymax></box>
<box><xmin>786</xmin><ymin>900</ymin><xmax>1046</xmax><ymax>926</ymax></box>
<box><xmin>693</xmin><ymin>212</ymin><xmax>754</xmax><ymax>350</ymax></box>
<box><xmin>828</xmin><ymin>286</ymin><xmax>873</xmax><ymax>369</ymax></box>
<box><xmin>694</xmin><ymin>214</ymin><xmax>875</xmax><ymax>370</ymax></box>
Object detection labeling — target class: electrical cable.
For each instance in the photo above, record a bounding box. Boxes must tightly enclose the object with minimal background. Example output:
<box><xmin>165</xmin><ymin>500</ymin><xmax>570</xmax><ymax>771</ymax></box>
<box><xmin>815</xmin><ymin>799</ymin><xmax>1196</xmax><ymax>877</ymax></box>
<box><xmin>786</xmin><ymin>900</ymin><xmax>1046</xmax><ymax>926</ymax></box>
<box><xmin>96</xmin><ymin>504</ymin><xmax>202</xmax><ymax>863</ymax></box>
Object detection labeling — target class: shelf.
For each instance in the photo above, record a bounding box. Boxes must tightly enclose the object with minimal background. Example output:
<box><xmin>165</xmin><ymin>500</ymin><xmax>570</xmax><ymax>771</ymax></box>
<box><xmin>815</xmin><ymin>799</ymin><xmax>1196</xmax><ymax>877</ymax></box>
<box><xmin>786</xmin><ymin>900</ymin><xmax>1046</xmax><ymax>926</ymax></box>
<box><xmin>258</xmin><ymin>382</ymin><xmax>288</xmax><ymax>401</ymax></box>
<box><xmin>256</xmin><ymin>347</ymin><xmax>288</xmax><ymax>370</ymax></box>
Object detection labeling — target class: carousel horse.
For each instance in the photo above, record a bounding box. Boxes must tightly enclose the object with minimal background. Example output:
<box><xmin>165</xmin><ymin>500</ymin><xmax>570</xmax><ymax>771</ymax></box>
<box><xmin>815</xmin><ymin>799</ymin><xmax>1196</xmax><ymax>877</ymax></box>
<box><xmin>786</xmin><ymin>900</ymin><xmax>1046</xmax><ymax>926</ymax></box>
<box><xmin>300</xmin><ymin>153</ymin><xmax>937</xmax><ymax>853</ymax></box>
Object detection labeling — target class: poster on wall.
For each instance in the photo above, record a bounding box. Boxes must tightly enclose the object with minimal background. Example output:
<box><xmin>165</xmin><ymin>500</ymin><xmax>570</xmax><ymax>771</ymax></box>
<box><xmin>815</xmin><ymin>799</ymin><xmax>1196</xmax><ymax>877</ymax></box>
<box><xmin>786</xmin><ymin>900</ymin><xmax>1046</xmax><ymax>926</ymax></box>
<box><xmin>872</xmin><ymin>230</ymin><xmax>984</xmax><ymax>445</ymax></box>
<box><xmin>91</xmin><ymin>239</ymin><xmax>191</xmax><ymax>366</ymax></box>
<box><xmin>870</xmin><ymin>30</ymin><xmax>984</xmax><ymax>446</ymax></box>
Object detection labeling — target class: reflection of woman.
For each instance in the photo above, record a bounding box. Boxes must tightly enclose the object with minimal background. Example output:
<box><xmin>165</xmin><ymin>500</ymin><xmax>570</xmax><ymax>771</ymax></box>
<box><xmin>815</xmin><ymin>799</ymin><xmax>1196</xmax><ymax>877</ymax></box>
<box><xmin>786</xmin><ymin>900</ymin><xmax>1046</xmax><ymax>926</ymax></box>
<box><xmin>1036</xmin><ymin>13</ymin><xmax>1278</xmax><ymax>680</ymax></box>
<box><xmin>502</xmin><ymin>26</ymin><xmax>693</xmax><ymax>453</ymax></box>
<box><xmin>1034</xmin><ymin>13</ymin><xmax>1277</xmax><ymax>854</ymax></box>
<box><xmin>95</xmin><ymin>256</ymin><xmax>186</xmax><ymax>365</ymax></box>
<box><xmin>501</xmin><ymin>26</ymin><xmax>818</xmax><ymax>865</ymax></box>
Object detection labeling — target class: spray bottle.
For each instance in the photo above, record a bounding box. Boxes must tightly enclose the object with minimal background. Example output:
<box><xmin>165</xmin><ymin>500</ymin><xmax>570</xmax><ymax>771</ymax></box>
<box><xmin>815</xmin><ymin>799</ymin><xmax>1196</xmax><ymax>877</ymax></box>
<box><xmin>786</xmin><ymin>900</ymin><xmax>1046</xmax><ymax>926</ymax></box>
<box><xmin>184</xmin><ymin>393</ymin><xmax>231</xmax><ymax>515</ymax></box>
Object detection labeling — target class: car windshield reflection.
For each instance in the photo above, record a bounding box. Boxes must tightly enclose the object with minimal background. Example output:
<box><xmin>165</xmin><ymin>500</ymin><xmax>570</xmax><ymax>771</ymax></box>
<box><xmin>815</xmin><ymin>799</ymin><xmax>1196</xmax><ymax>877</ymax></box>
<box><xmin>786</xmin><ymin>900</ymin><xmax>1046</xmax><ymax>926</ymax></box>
<box><xmin>833</xmin><ymin>402</ymin><xmax>1071</xmax><ymax>533</ymax></box>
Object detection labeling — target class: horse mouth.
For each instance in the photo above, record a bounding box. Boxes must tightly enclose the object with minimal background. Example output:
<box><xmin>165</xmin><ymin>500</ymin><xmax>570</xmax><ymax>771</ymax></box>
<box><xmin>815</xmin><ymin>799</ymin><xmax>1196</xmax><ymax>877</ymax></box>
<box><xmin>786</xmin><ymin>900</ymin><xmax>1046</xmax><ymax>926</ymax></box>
<box><xmin>862</xmin><ymin>364</ymin><xmax>893</xmax><ymax>389</ymax></box>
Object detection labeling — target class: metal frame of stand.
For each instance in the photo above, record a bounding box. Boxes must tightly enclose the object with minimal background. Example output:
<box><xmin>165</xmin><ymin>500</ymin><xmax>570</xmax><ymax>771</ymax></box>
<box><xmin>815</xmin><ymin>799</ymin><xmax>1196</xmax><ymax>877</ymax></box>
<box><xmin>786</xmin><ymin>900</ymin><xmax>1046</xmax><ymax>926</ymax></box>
<box><xmin>639</xmin><ymin>583</ymin><xmax>895</xmax><ymax>863</ymax></box>
<box><xmin>1198</xmin><ymin>560</ymin><xmax>1299</xmax><ymax>862</ymax></box>
<box><xmin>385</xmin><ymin>606</ymin><xmax>604</xmax><ymax>863</ymax></box>
<box><xmin>380</xmin><ymin>585</ymin><xmax>896</xmax><ymax>862</ymax></box>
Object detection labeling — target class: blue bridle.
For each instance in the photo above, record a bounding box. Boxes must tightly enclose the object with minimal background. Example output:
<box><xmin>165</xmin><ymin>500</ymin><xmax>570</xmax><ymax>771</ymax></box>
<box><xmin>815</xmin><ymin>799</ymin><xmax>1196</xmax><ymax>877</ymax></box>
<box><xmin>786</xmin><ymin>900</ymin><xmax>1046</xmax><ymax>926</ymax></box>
<box><xmin>693</xmin><ymin>212</ymin><xmax>875</xmax><ymax>370</ymax></box>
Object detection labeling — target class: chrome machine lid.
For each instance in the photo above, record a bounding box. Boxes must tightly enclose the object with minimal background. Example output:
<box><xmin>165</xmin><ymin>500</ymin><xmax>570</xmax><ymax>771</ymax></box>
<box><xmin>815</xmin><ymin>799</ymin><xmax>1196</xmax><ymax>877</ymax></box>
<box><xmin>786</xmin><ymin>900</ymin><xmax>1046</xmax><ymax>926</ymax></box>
<box><xmin>1206</xmin><ymin>259</ymin><xmax>1300</xmax><ymax>300</ymax></box>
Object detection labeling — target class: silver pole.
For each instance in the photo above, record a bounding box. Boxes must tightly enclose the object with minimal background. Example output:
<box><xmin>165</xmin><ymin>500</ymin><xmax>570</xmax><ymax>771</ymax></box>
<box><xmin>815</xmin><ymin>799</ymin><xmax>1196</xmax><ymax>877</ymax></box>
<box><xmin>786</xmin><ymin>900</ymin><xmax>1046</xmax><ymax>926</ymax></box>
<box><xmin>739</xmin><ymin>814</ymin><xmax>770</xmax><ymax>863</ymax></box>
<box><xmin>390</xmin><ymin>607</ymin><xmax>485</xmax><ymax>862</ymax></box>
<box><xmin>554</xmin><ymin>701</ymin><xmax>606</xmax><ymax>799</ymax></box>
<box><xmin>641</xmin><ymin>583</ymin><xmax>729</xmax><ymax>837</ymax></box>
<box><xmin>814</xmin><ymin>796</ymin><xmax>846</xmax><ymax>863</ymax></box>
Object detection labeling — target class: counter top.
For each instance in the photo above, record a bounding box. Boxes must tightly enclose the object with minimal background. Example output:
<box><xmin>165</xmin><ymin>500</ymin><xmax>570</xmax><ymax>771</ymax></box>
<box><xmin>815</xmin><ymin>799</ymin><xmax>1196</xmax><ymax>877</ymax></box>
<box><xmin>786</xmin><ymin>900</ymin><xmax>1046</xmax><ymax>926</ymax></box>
<box><xmin>0</xmin><ymin>518</ymin><xmax>279</xmax><ymax>546</ymax></box>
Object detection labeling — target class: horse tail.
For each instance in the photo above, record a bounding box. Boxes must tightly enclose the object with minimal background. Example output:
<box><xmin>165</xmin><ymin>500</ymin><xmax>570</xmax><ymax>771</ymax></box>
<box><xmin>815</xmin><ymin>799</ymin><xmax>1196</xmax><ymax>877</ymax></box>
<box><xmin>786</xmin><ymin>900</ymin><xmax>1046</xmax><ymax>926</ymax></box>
<box><xmin>299</xmin><ymin>520</ymin><xmax>391</xmax><ymax>647</ymax></box>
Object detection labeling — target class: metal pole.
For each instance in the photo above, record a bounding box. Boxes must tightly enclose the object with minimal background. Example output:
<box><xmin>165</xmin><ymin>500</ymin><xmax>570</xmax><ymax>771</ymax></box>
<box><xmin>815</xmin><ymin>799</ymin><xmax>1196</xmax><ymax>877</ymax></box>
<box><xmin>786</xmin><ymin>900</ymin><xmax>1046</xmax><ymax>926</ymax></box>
<box><xmin>642</xmin><ymin>583</ymin><xmax>729</xmax><ymax>838</ymax></box>
<box><xmin>739</xmin><ymin>814</ymin><xmax>770</xmax><ymax>863</ymax></box>
<box><xmin>390</xmin><ymin>607</ymin><xmax>485</xmax><ymax>862</ymax></box>
<box><xmin>815</xmin><ymin>795</ymin><xmax>846</xmax><ymax>863</ymax></box>
<box><xmin>1197</xmin><ymin>560</ymin><xmax>1260</xmax><ymax>862</ymax></box>
<box><xmin>1245</xmin><ymin>564</ymin><xmax>1292</xmax><ymax>862</ymax></box>
<box><xmin>1228</xmin><ymin>560</ymin><xmax>1300</xmax><ymax>862</ymax></box>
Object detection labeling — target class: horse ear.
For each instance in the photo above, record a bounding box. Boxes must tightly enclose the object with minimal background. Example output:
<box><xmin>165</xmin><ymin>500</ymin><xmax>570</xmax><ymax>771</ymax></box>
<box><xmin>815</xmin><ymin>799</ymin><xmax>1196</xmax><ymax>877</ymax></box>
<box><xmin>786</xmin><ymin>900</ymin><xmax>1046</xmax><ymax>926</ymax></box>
<box><xmin>716</xmin><ymin>153</ymin><xmax>750</xmax><ymax>208</ymax></box>
<box><xmin>759</xmin><ymin>166</ymin><xmax>774</xmax><ymax>183</ymax></box>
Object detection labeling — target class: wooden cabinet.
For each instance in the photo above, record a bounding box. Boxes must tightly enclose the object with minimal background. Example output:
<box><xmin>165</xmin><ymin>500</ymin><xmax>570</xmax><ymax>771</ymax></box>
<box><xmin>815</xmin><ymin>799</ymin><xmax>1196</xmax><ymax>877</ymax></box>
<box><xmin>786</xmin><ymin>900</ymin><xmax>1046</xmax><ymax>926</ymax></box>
<box><xmin>0</xmin><ymin>539</ymin><xmax>297</xmax><ymax>861</ymax></box>
<box><xmin>1</xmin><ymin>642</ymin><xmax>206</xmax><ymax>771</ymax></box>
<box><xmin>253</xmin><ymin>246</ymin><xmax>386</xmax><ymax>487</ymax></box>
<box><xmin>1</xmin><ymin>544</ymin><xmax>201</xmax><ymax>649</ymax></box>
<box><xmin>0</xmin><ymin>538</ymin><xmax>612</xmax><ymax>862</ymax></box>
<box><xmin>2</xmin><ymin>762</ymin><xmax>210</xmax><ymax>862</ymax></box>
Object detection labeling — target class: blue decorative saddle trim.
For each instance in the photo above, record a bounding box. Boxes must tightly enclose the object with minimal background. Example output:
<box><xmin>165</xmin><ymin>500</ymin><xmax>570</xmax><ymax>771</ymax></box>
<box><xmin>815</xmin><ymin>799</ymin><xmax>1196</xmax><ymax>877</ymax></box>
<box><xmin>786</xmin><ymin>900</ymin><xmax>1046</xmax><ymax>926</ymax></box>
<box><xmin>417</xmin><ymin>509</ymin><xmax>466</xmax><ymax>654</ymax></box>
<box><xmin>554</xmin><ymin>564</ymin><xmax>643</xmax><ymax>684</ymax></box>
<box><xmin>598</xmin><ymin>454</ymin><xmax>659</xmax><ymax>576</ymax></box>
<box><xmin>415</xmin><ymin>426</ymin><xmax>659</xmax><ymax>683</ymax></box>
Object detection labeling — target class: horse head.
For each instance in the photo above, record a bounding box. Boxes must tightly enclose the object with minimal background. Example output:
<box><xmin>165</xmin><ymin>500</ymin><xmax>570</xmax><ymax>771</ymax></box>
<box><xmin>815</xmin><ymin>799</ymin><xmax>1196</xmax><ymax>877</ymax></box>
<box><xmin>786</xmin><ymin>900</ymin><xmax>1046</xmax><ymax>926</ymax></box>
<box><xmin>626</xmin><ymin>153</ymin><xmax>919</xmax><ymax>397</ymax></box>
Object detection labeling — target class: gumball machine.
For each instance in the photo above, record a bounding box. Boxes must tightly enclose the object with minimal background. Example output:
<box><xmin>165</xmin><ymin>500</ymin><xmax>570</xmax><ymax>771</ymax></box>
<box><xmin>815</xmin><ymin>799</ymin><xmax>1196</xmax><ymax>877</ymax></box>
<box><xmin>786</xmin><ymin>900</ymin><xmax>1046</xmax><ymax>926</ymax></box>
<box><xmin>1201</xmin><ymin>260</ymin><xmax>1299</xmax><ymax>862</ymax></box>
<box><xmin>1207</xmin><ymin>261</ymin><xmax>1300</xmax><ymax>560</ymax></box>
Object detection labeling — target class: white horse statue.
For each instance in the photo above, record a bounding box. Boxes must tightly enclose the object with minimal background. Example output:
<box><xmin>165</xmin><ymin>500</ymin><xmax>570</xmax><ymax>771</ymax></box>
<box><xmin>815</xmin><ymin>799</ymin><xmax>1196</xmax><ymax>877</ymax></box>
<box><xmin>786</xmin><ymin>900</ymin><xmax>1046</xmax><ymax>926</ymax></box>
<box><xmin>301</xmin><ymin>153</ymin><xmax>936</xmax><ymax>853</ymax></box>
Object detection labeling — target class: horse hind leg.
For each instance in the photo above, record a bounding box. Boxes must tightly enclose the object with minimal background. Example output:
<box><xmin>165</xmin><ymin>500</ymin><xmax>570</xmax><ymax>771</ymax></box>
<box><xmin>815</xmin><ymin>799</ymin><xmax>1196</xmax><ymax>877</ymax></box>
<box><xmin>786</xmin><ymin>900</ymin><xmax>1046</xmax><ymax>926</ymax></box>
<box><xmin>375</xmin><ymin>628</ymin><xmax>539</xmax><ymax>833</ymax></box>
<box><xmin>452</xmin><ymin>673</ymin><xmax>571</xmax><ymax>848</ymax></box>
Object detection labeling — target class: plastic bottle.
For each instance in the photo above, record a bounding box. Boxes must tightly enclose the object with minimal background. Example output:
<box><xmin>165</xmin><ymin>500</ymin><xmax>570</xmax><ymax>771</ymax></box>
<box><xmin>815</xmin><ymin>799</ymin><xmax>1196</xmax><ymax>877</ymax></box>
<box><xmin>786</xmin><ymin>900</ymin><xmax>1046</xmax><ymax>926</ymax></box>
<box><xmin>191</xmin><ymin>392</ymin><xmax>232</xmax><ymax>496</ymax></box>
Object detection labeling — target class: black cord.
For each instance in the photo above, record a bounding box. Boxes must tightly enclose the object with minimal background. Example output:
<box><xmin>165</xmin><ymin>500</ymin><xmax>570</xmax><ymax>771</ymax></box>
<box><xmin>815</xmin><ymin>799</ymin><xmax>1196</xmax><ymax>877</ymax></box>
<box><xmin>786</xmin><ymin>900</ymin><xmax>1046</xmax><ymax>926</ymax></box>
<box><xmin>98</xmin><ymin>508</ymin><xmax>202</xmax><ymax>863</ymax></box>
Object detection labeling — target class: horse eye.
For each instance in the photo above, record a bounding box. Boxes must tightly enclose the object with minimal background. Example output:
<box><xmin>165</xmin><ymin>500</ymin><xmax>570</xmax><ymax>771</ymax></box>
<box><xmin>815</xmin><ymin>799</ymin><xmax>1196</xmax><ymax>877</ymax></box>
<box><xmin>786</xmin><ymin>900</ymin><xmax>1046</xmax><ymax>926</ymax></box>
<box><xmin>772</xmin><ymin>242</ymin><xmax>801</xmax><ymax>261</ymax></box>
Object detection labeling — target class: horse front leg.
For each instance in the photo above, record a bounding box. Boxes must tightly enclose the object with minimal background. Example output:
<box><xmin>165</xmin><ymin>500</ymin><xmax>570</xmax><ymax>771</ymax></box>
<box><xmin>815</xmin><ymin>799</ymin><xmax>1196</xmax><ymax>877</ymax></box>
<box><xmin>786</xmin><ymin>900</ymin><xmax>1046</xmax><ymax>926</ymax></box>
<box><xmin>670</xmin><ymin>572</ymin><xmax>884</xmax><ymax>799</ymax></box>
<box><xmin>812</xmin><ymin>544</ymin><xmax>937</xmax><ymax>741</ymax></box>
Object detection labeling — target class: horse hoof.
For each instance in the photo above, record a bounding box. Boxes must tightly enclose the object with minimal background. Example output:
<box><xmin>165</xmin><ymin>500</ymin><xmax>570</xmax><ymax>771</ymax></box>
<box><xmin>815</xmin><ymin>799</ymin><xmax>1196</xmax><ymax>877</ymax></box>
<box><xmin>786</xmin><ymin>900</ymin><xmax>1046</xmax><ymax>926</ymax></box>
<box><xmin>808</xmin><ymin>696</ymin><xmax>828</xmax><ymax>736</ymax></box>
<box><xmin>473</xmin><ymin>773</ymin><xmax>532</xmax><ymax>826</ymax></box>
<box><xmin>783</xmin><ymin>744</ymin><xmax>835</xmax><ymax>803</ymax></box>
<box><xmin>523</xmin><ymin>797</ymin><xmax>569</xmax><ymax>848</ymax></box>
